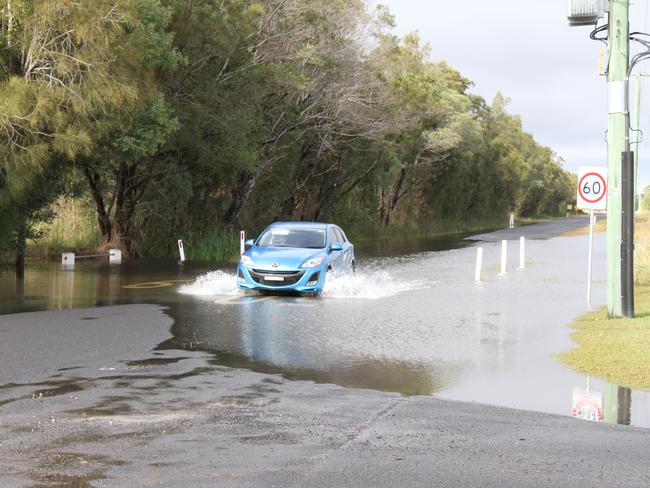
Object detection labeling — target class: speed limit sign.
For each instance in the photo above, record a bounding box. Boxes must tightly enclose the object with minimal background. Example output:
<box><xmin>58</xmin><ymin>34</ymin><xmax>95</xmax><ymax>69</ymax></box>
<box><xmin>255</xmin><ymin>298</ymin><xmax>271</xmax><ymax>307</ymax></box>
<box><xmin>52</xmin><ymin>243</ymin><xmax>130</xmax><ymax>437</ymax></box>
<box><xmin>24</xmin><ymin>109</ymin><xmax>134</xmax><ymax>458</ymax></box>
<box><xmin>577</xmin><ymin>167</ymin><xmax>607</xmax><ymax>210</ymax></box>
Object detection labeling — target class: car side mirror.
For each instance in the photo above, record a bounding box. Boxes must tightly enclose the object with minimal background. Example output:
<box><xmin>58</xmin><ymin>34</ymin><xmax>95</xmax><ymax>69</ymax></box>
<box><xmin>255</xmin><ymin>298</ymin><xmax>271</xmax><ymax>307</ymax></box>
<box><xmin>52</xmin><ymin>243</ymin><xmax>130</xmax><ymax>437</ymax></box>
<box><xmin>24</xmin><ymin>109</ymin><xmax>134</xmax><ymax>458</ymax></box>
<box><xmin>331</xmin><ymin>242</ymin><xmax>344</xmax><ymax>252</ymax></box>
<box><xmin>245</xmin><ymin>239</ymin><xmax>255</xmax><ymax>247</ymax></box>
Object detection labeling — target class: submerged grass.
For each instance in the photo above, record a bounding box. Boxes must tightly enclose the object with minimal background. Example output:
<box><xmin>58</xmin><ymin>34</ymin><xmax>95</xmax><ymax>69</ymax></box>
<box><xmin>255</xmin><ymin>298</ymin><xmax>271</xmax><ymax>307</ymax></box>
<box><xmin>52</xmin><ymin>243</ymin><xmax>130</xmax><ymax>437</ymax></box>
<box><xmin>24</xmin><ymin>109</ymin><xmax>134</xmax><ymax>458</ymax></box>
<box><xmin>183</xmin><ymin>226</ymin><xmax>241</xmax><ymax>262</ymax></box>
<box><xmin>559</xmin><ymin>213</ymin><xmax>650</xmax><ymax>391</ymax></box>
<box><xmin>136</xmin><ymin>225</ymin><xmax>240</xmax><ymax>263</ymax></box>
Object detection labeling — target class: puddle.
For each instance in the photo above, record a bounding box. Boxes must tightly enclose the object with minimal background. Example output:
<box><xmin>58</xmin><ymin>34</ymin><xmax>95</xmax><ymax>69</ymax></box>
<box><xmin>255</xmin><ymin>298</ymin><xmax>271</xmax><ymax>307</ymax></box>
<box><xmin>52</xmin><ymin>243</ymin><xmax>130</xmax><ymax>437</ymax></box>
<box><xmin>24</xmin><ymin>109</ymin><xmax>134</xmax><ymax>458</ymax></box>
<box><xmin>125</xmin><ymin>357</ymin><xmax>190</xmax><ymax>367</ymax></box>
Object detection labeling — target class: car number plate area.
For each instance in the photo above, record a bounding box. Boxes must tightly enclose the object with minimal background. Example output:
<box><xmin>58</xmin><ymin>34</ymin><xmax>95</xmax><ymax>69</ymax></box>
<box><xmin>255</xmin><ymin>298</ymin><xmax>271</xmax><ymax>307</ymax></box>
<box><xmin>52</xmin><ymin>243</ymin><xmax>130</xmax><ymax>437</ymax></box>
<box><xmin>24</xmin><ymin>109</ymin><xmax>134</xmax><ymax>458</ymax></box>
<box><xmin>264</xmin><ymin>275</ymin><xmax>285</xmax><ymax>282</ymax></box>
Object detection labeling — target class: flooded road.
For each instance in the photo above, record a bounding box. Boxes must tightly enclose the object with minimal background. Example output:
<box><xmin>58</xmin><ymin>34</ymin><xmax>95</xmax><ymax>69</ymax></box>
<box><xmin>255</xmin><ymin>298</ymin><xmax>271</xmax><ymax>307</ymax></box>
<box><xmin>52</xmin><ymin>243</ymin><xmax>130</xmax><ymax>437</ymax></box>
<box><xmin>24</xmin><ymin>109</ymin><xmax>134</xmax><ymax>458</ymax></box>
<box><xmin>0</xmin><ymin>217</ymin><xmax>648</xmax><ymax>429</ymax></box>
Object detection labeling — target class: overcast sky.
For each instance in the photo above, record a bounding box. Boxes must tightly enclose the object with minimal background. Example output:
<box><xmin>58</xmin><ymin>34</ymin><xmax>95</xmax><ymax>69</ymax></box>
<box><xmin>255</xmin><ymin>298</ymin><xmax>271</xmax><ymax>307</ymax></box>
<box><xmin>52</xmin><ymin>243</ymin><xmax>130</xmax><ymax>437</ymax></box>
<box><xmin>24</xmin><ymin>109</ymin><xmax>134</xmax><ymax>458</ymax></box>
<box><xmin>374</xmin><ymin>0</ymin><xmax>650</xmax><ymax>190</ymax></box>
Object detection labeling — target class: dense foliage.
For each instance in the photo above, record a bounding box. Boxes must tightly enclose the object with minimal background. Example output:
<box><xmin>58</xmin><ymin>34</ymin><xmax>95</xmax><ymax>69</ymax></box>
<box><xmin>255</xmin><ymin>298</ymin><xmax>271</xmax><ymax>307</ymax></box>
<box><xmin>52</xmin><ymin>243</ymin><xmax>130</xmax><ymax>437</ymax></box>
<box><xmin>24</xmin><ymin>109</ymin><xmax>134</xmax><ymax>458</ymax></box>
<box><xmin>0</xmin><ymin>0</ymin><xmax>574</xmax><ymax>260</ymax></box>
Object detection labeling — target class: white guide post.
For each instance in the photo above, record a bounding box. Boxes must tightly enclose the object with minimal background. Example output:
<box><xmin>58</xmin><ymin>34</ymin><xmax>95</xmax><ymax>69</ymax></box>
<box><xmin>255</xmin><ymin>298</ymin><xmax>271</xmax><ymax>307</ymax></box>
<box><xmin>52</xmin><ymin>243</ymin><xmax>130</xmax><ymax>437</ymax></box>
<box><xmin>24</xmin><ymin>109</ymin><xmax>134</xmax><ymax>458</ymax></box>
<box><xmin>509</xmin><ymin>212</ymin><xmax>515</xmax><ymax>229</ymax></box>
<box><xmin>109</xmin><ymin>249</ymin><xmax>122</xmax><ymax>265</ymax></box>
<box><xmin>475</xmin><ymin>247</ymin><xmax>483</xmax><ymax>282</ymax></box>
<box><xmin>177</xmin><ymin>239</ymin><xmax>186</xmax><ymax>263</ymax></box>
<box><xmin>519</xmin><ymin>236</ymin><xmax>525</xmax><ymax>269</ymax></box>
<box><xmin>587</xmin><ymin>210</ymin><xmax>594</xmax><ymax>304</ymax></box>
<box><xmin>500</xmin><ymin>240</ymin><xmax>508</xmax><ymax>274</ymax></box>
<box><xmin>61</xmin><ymin>252</ymin><xmax>75</xmax><ymax>268</ymax></box>
<box><xmin>240</xmin><ymin>231</ymin><xmax>245</xmax><ymax>255</ymax></box>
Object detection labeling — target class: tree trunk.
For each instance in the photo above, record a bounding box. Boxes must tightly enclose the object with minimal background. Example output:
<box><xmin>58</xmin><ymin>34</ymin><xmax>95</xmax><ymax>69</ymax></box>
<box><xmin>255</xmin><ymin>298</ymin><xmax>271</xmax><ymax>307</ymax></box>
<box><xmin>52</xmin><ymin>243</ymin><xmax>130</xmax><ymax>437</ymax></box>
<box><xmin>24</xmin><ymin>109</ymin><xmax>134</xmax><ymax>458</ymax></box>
<box><xmin>83</xmin><ymin>168</ymin><xmax>112</xmax><ymax>243</ymax></box>
<box><xmin>383</xmin><ymin>167</ymin><xmax>408</xmax><ymax>226</ymax></box>
<box><xmin>225</xmin><ymin>171</ymin><xmax>255</xmax><ymax>226</ymax></box>
<box><xmin>15</xmin><ymin>223</ymin><xmax>26</xmax><ymax>279</ymax></box>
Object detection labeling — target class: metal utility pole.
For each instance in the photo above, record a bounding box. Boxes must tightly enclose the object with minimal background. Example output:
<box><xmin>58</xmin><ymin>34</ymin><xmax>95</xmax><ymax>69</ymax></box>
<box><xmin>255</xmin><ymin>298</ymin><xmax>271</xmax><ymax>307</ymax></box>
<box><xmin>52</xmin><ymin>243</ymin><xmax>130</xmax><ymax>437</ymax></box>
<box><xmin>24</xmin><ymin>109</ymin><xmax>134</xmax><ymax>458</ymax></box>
<box><xmin>606</xmin><ymin>0</ymin><xmax>630</xmax><ymax>318</ymax></box>
<box><xmin>633</xmin><ymin>72</ymin><xmax>641</xmax><ymax>202</ymax></box>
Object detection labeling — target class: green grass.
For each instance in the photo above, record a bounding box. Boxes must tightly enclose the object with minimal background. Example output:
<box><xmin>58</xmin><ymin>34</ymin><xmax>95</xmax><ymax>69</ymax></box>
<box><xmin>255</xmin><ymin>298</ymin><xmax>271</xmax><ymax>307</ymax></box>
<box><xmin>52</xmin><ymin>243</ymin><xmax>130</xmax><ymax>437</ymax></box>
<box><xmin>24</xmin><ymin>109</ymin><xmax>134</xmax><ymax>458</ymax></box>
<box><xmin>558</xmin><ymin>213</ymin><xmax>650</xmax><ymax>391</ymax></box>
<box><xmin>558</xmin><ymin>286</ymin><xmax>650</xmax><ymax>391</ymax></box>
<box><xmin>28</xmin><ymin>196</ymin><xmax>101</xmax><ymax>257</ymax></box>
<box><xmin>184</xmin><ymin>226</ymin><xmax>241</xmax><ymax>262</ymax></box>
<box><xmin>137</xmin><ymin>225</ymin><xmax>241</xmax><ymax>263</ymax></box>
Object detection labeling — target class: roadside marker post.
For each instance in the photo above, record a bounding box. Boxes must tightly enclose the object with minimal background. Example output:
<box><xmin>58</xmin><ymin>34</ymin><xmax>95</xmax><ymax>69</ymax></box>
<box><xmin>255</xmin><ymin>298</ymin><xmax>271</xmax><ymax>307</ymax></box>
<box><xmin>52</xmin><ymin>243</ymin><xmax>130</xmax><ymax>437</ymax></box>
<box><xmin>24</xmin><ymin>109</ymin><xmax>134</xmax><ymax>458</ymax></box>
<box><xmin>177</xmin><ymin>239</ymin><xmax>186</xmax><ymax>263</ymax></box>
<box><xmin>475</xmin><ymin>247</ymin><xmax>483</xmax><ymax>282</ymax></box>
<box><xmin>62</xmin><ymin>252</ymin><xmax>75</xmax><ymax>268</ymax></box>
<box><xmin>240</xmin><ymin>231</ymin><xmax>245</xmax><ymax>255</ymax></box>
<box><xmin>500</xmin><ymin>240</ymin><xmax>507</xmax><ymax>274</ymax></box>
<box><xmin>509</xmin><ymin>212</ymin><xmax>515</xmax><ymax>229</ymax></box>
<box><xmin>109</xmin><ymin>249</ymin><xmax>122</xmax><ymax>265</ymax></box>
<box><xmin>519</xmin><ymin>236</ymin><xmax>525</xmax><ymax>269</ymax></box>
<box><xmin>577</xmin><ymin>166</ymin><xmax>607</xmax><ymax>305</ymax></box>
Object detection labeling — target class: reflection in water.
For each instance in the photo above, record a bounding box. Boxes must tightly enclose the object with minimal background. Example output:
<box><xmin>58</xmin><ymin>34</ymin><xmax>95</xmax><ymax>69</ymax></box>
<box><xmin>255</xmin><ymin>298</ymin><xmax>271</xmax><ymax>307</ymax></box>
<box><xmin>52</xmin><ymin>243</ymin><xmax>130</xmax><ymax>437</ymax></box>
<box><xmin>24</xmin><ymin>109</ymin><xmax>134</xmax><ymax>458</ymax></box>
<box><xmin>571</xmin><ymin>381</ymin><xmax>632</xmax><ymax>426</ymax></box>
<box><xmin>161</xmin><ymin>296</ymin><xmax>460</xmax><ymax>396</ymax></box>
<box><xmin>1</xmin><ymin>234</ymin><xmax>649</xmax><ymax>427</ymax></box>
<box><xmin>604</xmin><ymin>384</ymin><xmax>632</xmax><ymax>426</ymax></box>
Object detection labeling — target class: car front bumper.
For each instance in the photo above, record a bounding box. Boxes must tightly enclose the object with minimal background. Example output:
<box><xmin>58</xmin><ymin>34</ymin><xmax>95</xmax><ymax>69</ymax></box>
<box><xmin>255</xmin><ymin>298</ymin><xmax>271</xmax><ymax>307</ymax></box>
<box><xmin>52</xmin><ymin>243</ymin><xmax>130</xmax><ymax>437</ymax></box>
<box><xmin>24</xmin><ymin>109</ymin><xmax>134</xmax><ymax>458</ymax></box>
<box><xmin>236</xmin><ymin>263</ymin><xmax>327</xmax><ymax>293</ymax></box>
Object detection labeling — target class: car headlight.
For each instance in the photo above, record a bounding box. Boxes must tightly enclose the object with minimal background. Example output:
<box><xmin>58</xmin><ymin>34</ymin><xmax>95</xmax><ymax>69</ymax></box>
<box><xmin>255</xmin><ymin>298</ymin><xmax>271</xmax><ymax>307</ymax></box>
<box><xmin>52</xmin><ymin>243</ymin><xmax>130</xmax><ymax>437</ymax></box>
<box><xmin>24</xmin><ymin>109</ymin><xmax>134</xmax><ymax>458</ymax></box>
<box><xmin>240</xmin><ymin>255</ymin><xmax>253</xmax><ymax>267</ymax></box>
<box><xmin>301</xmin><ymin>257</ymin><xmax>324</xmax><ymax>268</ymax></box>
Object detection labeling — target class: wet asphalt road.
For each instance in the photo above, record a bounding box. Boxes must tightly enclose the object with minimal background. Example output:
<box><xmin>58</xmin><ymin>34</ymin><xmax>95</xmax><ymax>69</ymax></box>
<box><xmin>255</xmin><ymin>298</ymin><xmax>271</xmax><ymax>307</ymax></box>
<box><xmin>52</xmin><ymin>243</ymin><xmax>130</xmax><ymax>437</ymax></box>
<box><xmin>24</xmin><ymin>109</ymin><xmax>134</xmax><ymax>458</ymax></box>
<box><xmin>2</xmin><ymin>217</ymin><xmax>650</xmax><ymax>486</ymax></box>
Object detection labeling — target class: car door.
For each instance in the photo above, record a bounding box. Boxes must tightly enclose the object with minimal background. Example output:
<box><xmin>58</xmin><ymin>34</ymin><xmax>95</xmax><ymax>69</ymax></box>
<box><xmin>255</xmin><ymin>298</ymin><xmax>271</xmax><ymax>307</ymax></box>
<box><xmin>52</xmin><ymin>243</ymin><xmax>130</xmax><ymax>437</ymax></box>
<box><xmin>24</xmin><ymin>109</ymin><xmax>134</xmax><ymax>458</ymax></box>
<box><xmin>334</xmin><ymin>227</ymin><xmax>354</xmax><ymax>270</ymax></box>
<box><xmin>328</xmin><ymin>226</ymin><xmax>344</xmax><ymax>270</ymax></box>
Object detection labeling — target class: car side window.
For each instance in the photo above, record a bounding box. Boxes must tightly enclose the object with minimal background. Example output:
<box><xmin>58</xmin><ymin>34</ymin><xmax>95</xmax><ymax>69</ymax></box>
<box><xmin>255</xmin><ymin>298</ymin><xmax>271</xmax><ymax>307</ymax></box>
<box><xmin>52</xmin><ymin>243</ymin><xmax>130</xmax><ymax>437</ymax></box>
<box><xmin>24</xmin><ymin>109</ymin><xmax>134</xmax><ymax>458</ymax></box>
<box><xmin>334</xmin><ymin>227</ymin><xmax>345</xmax><ymax>243</ymax></box>
<box><xmin>328</xmin><ymin>227</ymin><xmax>338</xmax><ymax>246</ymax></box>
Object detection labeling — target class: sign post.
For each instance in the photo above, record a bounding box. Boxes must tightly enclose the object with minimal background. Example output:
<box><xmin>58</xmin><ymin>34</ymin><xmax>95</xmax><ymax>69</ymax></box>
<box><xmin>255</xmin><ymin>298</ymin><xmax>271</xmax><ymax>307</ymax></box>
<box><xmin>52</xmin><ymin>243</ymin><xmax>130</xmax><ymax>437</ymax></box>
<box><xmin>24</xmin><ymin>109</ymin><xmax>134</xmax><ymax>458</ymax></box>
<box><xmin>177</xmin><ymin>239</ymin><xmax>186</xmax><ymax>263</ymax></box>
<box><xmin>577</xmin><ymin>167</ymin><xmax>608</xmax><ymax>304</ymax></box>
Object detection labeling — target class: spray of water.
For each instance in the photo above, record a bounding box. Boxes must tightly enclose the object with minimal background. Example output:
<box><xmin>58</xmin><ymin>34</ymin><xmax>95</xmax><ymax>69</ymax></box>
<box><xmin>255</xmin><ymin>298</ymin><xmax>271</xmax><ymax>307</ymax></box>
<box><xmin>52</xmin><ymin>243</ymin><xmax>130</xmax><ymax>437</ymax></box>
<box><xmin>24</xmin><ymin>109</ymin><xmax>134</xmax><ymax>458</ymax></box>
<box><xmin>177</xmin><ymin>271</ymin><xmax>239</xmax><ymax>296</ymax></box>
<box><xmin>321</xmin><ymin>270</ymin><xmax>434</xmax><ymax>299</ymax></box>
<box><xmin>177</xmin><ymin>268</ymin><xmax>434</xmax><ymax>299</ymax></box>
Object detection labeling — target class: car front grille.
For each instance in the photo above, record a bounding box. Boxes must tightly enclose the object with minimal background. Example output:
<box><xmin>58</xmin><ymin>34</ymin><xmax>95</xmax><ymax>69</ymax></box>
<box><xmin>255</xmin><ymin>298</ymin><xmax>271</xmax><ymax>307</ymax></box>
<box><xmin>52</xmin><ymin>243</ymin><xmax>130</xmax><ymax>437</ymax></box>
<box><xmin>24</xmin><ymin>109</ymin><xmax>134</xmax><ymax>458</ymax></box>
<box><xmin>249</xmin><ymin>269</ymin><xmax>305</xmax><ymax>287</ymax></box>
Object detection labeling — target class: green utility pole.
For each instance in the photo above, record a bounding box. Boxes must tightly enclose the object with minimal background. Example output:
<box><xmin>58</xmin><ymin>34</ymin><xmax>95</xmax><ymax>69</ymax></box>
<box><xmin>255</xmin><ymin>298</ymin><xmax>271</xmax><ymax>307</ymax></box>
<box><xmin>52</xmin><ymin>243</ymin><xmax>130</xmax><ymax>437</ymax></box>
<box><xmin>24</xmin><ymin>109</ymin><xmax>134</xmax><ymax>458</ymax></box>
<box><xmin>606</xmin><ymin>0</ymin><xmax>630</xmax><ymax>318</ymax></box>
<box><xmin>633</xmin><ymin>72</ymin><xmax>641</xmax><ymax>206</ymax></box>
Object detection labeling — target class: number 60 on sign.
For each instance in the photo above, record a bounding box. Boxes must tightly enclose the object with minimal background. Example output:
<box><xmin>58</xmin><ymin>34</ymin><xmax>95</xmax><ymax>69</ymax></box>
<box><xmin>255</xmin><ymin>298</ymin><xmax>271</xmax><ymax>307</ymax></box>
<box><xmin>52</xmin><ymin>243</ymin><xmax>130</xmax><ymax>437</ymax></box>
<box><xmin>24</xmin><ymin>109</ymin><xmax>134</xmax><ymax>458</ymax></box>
<box><xmin>577</xmin><ymin>166</ymin><xmax>607</xmax><ymax>210</ymax></box>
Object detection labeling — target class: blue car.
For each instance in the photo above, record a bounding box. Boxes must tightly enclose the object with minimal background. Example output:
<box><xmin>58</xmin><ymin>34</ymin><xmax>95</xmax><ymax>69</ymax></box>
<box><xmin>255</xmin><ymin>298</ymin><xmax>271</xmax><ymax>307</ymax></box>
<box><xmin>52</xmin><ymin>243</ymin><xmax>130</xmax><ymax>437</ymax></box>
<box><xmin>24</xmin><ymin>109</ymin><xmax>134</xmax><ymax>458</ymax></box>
<box><xmin>237</xmin><ymin>222</ymin><xmax>355</xmax><ymax>294</ymax></box>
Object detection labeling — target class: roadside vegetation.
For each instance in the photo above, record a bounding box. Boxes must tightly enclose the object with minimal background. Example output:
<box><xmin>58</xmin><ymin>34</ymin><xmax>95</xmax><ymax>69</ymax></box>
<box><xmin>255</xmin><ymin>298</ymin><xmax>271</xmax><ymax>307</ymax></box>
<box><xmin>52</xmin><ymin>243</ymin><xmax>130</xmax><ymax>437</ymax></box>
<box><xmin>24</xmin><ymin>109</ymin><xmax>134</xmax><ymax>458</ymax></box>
<box><xmin>1</xmin><ymin>1</ymin><xmax>575</xmax><ymax>266</ymax></box>
<box><xmin>559</xmin><ymin>214</ymin><xmax>650</xmax><ymax>391</ymax></box>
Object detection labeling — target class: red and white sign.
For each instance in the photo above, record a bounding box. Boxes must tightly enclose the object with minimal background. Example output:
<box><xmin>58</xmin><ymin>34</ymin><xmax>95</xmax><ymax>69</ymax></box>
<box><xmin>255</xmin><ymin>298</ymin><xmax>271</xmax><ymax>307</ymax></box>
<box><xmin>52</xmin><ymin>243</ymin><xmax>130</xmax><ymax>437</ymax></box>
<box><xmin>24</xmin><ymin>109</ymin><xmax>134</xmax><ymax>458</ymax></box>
<box><xmin>571</xmin><ymin>387</ymin><xmax>603</xmax><ymax>422</ymax></box>
<box><xmin>577</xmin><ymin>167</ymin><xmax>607</xmax><ymax>210</ymax></box>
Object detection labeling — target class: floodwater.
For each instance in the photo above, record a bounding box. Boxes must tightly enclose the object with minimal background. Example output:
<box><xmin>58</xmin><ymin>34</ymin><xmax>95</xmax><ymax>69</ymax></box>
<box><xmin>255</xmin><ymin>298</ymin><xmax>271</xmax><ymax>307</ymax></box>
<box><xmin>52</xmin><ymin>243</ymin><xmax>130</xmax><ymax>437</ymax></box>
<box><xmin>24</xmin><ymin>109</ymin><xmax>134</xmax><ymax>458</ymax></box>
<box><xmin>1</xmin><ymin>220</ymin><xmax>648</xmax><ymax>428</ymax></box>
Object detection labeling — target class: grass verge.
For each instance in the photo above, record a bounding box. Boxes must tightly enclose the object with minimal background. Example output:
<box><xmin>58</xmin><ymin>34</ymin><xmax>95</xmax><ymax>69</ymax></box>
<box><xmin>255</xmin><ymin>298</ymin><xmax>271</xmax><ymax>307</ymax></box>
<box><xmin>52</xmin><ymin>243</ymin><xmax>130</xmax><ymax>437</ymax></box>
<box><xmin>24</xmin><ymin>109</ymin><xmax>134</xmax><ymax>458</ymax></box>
<box><xmin>562</xmin><ymin>215</ymin><xmax>607</xmax><ymax>236</ymax></box>
<box><xmin>558</xmin><ymin>213</ymin><xmax>650</xmax><ymax>391</ymax></box>
<box><xmin>558</xmin><ymin>287</ymin><xmax>650</xmax><ymax>391</ymax></box>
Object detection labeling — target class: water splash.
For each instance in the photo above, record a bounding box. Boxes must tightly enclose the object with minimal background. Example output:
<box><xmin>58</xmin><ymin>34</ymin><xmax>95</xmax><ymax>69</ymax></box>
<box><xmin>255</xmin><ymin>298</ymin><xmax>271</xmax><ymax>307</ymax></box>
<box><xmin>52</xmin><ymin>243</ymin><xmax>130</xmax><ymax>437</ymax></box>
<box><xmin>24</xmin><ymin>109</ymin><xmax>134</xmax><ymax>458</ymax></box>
<box><xmin>177</xmin><ymin>268</ymin><xmax>433</xmax><ymax>300</ymax></box>
<box><xmin>322</xmin><ymin>270</ymin><xmax>434</xmax><ymax>299</ymax></box>
<box><xmin>177</xmin><ymin>271</ymin><xmax>238</xmax><ymax>296</ymax></box>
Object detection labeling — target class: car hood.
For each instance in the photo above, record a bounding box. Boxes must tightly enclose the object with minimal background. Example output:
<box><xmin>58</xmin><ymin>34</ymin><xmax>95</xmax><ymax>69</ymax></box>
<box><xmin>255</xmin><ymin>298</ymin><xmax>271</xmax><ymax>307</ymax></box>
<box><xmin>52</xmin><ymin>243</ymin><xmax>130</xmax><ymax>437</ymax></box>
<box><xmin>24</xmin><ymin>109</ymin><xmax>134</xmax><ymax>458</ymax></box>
<box><xmin>248</xmin><ymin>247</ymin><xmax>325</xmax><ymax>271</ymax></box>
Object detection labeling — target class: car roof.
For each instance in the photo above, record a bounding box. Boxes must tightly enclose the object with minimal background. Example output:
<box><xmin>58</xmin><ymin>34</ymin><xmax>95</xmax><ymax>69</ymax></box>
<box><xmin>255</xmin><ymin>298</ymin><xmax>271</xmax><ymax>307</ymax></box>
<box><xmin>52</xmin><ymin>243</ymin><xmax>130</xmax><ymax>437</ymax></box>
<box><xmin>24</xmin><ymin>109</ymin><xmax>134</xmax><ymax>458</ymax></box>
<box><xmin>270</xmin><ymin>221</ymin><xmax>330</xmax><ymax>229</ymax></box>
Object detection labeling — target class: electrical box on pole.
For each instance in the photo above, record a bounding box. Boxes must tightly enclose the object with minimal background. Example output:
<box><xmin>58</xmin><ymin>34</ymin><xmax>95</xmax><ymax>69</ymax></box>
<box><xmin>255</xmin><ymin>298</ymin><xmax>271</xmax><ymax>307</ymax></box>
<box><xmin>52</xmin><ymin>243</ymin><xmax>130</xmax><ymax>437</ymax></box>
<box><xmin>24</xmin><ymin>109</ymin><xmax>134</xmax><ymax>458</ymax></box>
<box><xmin>567</xmin><ymin>0</ymin><xmax>606</xmax><ymax>26</ymax></box>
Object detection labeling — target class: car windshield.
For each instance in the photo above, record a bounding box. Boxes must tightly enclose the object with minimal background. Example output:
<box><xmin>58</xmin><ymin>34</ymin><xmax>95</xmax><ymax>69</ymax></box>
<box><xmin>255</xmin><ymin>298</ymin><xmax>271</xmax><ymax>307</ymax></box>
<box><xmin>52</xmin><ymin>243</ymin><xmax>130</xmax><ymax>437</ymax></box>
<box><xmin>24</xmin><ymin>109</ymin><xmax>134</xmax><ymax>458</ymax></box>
<box><xmin>257</xmin><ymin>227</ymin><xmax>326</xmax><ymax>249</ymax></box>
